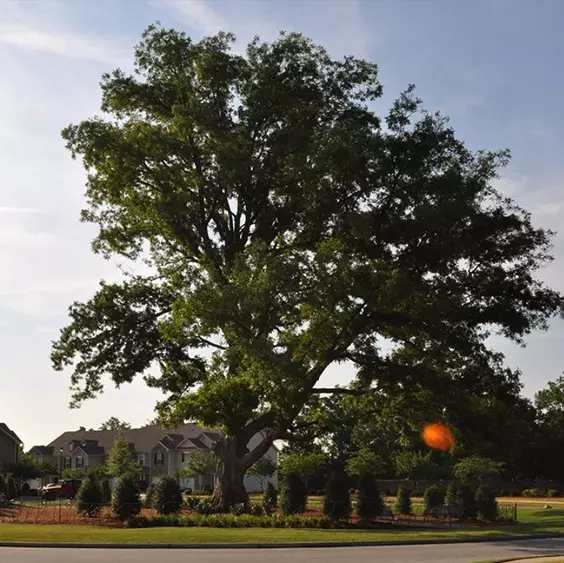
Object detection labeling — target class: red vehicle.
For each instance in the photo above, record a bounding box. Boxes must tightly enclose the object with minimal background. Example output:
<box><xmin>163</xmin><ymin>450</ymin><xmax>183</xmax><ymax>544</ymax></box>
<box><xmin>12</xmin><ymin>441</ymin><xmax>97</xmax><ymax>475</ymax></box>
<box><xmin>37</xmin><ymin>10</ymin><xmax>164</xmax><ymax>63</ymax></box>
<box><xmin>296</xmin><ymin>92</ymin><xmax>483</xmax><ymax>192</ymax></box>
<box><xmin>40</xmin><ymin>479</ymin><xmax>82</xmax><ymax>500</ymax></box>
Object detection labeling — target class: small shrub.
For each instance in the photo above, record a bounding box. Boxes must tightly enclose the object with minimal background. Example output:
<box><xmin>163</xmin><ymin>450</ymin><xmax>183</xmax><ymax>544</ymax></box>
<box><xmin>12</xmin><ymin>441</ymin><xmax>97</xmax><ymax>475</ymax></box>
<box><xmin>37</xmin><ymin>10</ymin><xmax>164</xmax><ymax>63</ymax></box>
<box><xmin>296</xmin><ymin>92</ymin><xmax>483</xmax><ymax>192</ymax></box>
<box><xmin>280</xmin><ymin>471</ymin><xmax>307</xmax><ymax>515</ymax></box>
<box><xmin>76</xmin><ymin>474</ymin><xmax>103</xmax><ymax>517</ymax></box>
<box><xmin>145</xmin><ymin>482</ymin><xmax>156</xmax><ymax>507</ymax></box>
<box><xmin>249</xmin><ymin>502</ymin><xmax>269</xmax><ymax>516</ymax></box>
<box><xmin>423</xmin><ymin>485</ymin><xmax>445</xmax><ymax>515</ymax></box>
<box><xmin>195</xmin><ymin>498</ymin><xmax>218</xmax><ymax>515</ymax></box>
<box><xmin>263</xmin><ymin>482</ymin><xmax>278</xmax><ymax>509</ymax></box>
<box><xmin>231</xmin><ymin>502</ymin><xmax>246</xmax><ymax>516</ymax></box>
<box><xmin>0</xmin><ymin>475</ymin><xmax>6</xmax><ymax>499</ymax></box>
<box><xmin>185</xmin><ymin>496</ymin><xmax>201</xmax><ymax>510</ymax></box>
<box><xmin>547</xmin><ymin>489</ymin><xmax>560</xmax><ymax>498</ymax></box>
<box><xmin>101</xmin><ymin>479</ymin><xmax>112</xmax><ymax>504</ymax></box>
<box><xmin>323</xmin><ymin>472</ymin><xmax>351</xmax><ymax>520</ymax></box>
<box><xmin>356</xmin><ymin>473</ymin><xmax>384</xmax><ymax>523</ymax></box>
<box><xmin>112</xmin><ymin>475</ymin><xmax>142</xmax><ymax>521</ymax></box>
<box><xmin>522</xmin><ymin>488</ymin><xmax>543</xmax><ymax>498</ymax></box>
<box><xmin>476</xmin><ymin>485</ymin><xmax>498</xmax><ymax>521</ymax></box>
<box><xmin>395</xmin><ymin>485</ymin><xmax>413</xmax><ymax>515</ymax></box>
<box><xmin>154</xmin><ymin>476</ymin><xmax>183</xmax><ymax>515</ymax></box>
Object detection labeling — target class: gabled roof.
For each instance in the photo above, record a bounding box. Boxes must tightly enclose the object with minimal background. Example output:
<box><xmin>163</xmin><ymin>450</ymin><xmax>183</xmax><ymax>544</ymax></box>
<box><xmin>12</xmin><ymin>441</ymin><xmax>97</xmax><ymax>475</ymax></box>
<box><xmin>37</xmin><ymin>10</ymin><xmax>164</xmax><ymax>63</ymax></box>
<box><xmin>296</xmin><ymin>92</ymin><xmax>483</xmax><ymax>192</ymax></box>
<box><xmin>36</xmin><ymin>423</ymin><xmax>220</xmax><ymax>456</ymax></box>
<box><xmin>31</xmin><ymin>446</ymin><xmax>54</xmax><ymax>456</ymax></box>
<box><xmin>159</xmin><ymin>434</ymin><xmax>185</xmax><ymax>450</ymax></box>
<box><xmin>177</xmin><ymin>437</ymin><xmax>207</xmax><ymax>450</ymax></box>
<box><xmin>0</xmin><ymin>423</ymin><xmax>22</xmax><ymax>444</ymax></box>
<box><xmin>74</xmin><ymin>444</ymin><xmax>105</xmax><ymax>456</ymax></box>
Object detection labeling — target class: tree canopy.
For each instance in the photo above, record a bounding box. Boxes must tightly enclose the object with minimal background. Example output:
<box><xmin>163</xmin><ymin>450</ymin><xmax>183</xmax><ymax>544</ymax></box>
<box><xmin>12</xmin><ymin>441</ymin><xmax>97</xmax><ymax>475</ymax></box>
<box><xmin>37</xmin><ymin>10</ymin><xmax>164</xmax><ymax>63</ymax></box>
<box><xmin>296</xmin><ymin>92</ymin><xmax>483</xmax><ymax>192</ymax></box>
<box><xmin>51</xmin><ymin>24</ymin><xmax>564</xmax><ymax>509</ymax></box>
<box><xmin>178</xmin><ymin>450</ymin><xmax>216</xmax><ymax>479</ymax></box>
<box><xmin>107</xmin><ymin>435</ymin><xmax>141</xmax><ymax>478</ymax></box>
<box><xmin>99</xmin><ymin>417</ymin><xmax>132</xmax><ymax>431</ymax></box>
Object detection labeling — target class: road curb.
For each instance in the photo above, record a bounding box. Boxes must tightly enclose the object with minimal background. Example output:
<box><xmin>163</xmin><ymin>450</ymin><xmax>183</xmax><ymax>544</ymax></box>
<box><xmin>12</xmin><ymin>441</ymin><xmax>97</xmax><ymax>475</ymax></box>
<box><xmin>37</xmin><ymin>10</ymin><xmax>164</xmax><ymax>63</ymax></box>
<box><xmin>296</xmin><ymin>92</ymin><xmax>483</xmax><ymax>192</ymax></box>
<box><xmin>0</xmin><ymin>533</ymin><xmax>562</xmax><ymax>549</ymax></box>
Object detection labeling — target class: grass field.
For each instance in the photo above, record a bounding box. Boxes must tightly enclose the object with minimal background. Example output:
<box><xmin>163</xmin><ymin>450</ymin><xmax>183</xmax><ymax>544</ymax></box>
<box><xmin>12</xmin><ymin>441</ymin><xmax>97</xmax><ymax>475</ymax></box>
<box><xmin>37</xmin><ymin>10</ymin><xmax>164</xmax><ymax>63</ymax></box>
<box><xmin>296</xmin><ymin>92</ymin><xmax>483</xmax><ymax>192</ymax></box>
<box><xmin>1</xmin><ymin>499</ymin><xmax>564</xmax><ymax>545</ymax></box>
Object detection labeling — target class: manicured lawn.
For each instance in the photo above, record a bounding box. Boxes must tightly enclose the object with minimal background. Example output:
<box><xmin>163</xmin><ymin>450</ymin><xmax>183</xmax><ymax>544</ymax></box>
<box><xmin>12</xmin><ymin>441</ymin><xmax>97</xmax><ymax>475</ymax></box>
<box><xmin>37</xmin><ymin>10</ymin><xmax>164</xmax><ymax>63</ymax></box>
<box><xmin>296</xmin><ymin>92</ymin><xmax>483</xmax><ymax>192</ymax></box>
<box><xmin>0</xmin><ymin>523</ymin><xmax>549</xmax><ymax>544</ymax></box>
<box><xmin>1</xmin><ymin>502</ymin><xmax>564</xmax><ymax>545</ymax></box>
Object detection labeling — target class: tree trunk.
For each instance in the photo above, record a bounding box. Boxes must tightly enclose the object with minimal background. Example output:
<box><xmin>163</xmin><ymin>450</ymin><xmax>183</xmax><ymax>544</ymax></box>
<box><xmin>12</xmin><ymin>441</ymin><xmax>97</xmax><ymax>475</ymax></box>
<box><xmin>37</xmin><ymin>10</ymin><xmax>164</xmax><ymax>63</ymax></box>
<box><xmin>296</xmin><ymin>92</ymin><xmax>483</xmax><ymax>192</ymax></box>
<box><xmin>211</xmin><ymin>438</ymin><xmax>249</xmax><ymax>512</ymax></box>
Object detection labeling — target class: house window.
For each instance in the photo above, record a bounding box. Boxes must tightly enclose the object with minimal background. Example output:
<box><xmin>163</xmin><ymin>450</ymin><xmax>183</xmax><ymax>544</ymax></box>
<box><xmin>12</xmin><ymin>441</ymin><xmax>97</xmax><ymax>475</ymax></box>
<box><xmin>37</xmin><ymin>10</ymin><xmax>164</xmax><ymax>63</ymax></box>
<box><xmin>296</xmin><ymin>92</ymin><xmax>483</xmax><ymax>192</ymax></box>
<box><xmin>63</xmin><ymin>457</ymin><xmax>71</xmax><ymax>469</ymax></box>
<box><xmin>137</xmin><ymin>454</ymin><xmax>145</xmax><ymax>466</ymax></box>
<box><xmin>154</xmin><ymin>452</ymin><xmax>164</xmax><ymax>466</ymax></box>
<box><xmin>75</xmin><ymin>456</ymin><xmax>84</xmax><ymax>468</ymax></box>
<box><xmin>68</xmin><ymin>442</ymin><xmax>74</xmax><ymax>452</ymax></box>
<box><xmin>181</xmin><ymin>452</ymin><xmax>189</xmax><ymax>463</ymax></box>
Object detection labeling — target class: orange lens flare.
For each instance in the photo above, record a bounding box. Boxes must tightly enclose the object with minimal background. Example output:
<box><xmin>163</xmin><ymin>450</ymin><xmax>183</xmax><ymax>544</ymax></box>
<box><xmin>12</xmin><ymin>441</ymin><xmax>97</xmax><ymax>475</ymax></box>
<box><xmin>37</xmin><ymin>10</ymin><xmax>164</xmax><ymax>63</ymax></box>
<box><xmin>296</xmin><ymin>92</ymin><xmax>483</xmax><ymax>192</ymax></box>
<box><xmin>422</xmin><ymin>423</ymin><xmax>454</xmax><ymax>451</ymax></box>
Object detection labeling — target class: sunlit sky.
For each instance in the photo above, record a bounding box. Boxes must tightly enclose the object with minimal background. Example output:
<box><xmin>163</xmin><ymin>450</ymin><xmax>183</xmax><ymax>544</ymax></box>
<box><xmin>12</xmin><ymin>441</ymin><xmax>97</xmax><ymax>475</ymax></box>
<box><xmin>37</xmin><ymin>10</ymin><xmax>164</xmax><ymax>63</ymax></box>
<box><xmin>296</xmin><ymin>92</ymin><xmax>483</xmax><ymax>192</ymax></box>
<box><xmin>1</xmin><ymin>0</ymin><xmax>562</xmax><ymax>449</ymax></box>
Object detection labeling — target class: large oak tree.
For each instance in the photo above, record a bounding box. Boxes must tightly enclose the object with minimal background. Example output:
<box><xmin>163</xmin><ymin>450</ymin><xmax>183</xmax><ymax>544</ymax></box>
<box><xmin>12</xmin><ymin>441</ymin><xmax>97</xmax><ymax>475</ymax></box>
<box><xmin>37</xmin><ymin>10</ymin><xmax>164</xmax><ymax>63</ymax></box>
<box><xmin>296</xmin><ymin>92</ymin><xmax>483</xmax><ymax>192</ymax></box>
<box><xmin>52</xmin><ymin>25</ymin><xmax>564</xmax><ymax>510</ymax></box>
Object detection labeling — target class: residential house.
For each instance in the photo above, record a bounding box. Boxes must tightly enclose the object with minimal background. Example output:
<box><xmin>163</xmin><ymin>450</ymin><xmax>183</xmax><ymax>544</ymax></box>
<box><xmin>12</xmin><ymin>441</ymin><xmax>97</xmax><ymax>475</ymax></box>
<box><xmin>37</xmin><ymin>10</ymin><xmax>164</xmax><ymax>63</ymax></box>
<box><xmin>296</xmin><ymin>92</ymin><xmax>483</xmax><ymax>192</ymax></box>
<box><xmin>29</xmin><ymin>424</ymin><xmax>278</xmax><ymax>492</ymax></box>
<box><xmin>0</xmin><ymin>423</ymin><xmax>23</xmax><ymax>469</ymax></box>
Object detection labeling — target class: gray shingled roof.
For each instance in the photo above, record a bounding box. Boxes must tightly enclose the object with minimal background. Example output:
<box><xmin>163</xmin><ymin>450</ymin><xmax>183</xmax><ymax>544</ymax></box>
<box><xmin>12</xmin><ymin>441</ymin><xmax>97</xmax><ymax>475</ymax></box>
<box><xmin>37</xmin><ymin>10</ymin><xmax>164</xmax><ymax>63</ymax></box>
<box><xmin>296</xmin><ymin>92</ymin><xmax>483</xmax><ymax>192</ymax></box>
<box><xmin>31</xmin><ymin>446</ymin><xmax>54</xmax><ymax>456</ymax></box>
<box><xmin>180</xmin><ymin>437</ymin><xmax>207</xmax><ymax>449</ymax></box>
<box><xmin>159</xmin><ymin>434</ymin><xmax>185</xmax><ymax>449</ymax></box>
<box><xmin>75</xmin><ymin>444</ymin><xmax>106</xmax><ymax>456</ymax></box>
<box><xmin>37</xmin><ymin>424</ymin><xmax>219</xmax><ymax>455</ymax></box>
<box><xmin>0</xmin><ymin>423</ymin><xmax>22</xmax><ymax>444</ymax></box>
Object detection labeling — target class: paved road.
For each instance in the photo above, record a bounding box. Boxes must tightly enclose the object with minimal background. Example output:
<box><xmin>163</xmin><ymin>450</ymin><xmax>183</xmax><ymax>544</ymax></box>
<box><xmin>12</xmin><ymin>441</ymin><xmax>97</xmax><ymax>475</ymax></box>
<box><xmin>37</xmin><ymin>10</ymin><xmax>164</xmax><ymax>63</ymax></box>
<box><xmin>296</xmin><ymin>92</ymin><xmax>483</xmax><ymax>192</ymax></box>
<box><xmin>1</xmin><ymin>539</ymin><xmax>564</xmax><ymax>563</ymax></box>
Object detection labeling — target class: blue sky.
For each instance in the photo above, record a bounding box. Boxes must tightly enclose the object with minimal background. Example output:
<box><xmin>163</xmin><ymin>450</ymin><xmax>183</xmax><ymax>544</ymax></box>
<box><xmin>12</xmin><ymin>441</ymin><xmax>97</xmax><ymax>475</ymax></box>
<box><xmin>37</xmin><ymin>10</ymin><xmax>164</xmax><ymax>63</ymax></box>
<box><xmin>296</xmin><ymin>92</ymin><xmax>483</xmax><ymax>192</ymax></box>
<box><xmin>1</xmin><ymin>0</ymin><xmax>562</xmax><ymax>448</ymax></box>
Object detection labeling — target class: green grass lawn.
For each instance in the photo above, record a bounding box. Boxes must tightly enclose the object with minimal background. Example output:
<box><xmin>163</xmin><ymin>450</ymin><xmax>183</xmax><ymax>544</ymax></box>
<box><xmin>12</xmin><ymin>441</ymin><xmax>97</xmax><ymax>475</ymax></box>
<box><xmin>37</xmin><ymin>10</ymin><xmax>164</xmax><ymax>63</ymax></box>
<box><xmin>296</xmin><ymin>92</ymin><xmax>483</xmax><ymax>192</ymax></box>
<box><xmin>1</xmin><ymin>503</ymin><xmax>564</xmax><ymax>545</ymax></box>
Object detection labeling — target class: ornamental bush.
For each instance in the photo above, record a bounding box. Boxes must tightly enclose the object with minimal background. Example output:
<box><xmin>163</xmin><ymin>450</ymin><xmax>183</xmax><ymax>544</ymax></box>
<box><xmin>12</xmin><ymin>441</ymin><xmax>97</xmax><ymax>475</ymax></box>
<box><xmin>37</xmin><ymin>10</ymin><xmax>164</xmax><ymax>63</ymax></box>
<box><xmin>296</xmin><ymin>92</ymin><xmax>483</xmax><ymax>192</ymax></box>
<box><xmin>112</xmin><ymin>475</ymin><xmax>141</xmax><ymax>521</ymax></box>
<box><xmin>263</xmin><ymin>482</ymin><xmax>278</xmax><ymax>509</ymax></box>
<box><xmin>145</xmin><ymin>481</ymin><xmax>156</xmax><ymax>507</ymax></box>
<box><xmin>323</xmin><ymin>471</ymin><xmax>351</xmax><ymax>520</ymax></box>
<box><xmin>76</xmin><ymin>474</ymin><xmax>103</xmax><ymax>517</ymax></box>
<box><xmin>446</xmin><ymin>482</ymin><xmax>476</xmax><ymax>519</ymax></box>
<box><xmin>356</xmin><ymin>473</ymin><xmax>384</xmax><ymax>523</ymax></box>
<box><xmin>280</xmin><ymin>471</ymin><xmax>307</xmax><ymax>515</ymax></box>
<box><xmin>395</xmin><ymin>485</ymin><xmax>413</xmax><ymax>515</ymax></box>
<box><xmin>4</xmin><ymin>474</ymin><xmax>16</xmax><ymax>500</ymax></box>
<box><xmin>476</xmin><ymin>485</ymin><xmax>498</xmax><ymax>521</ymax></box>
<box><xmin>101</xmin><ymin>479</ymin><xmax>112</xmax><ymax>504</ymax></box>
<box><xmin>423</xmin><ymin>485</ymin><xmax>445</xmax><ymax>515</ymax></box>
<box><xmin>154</xmin><ymin>476</ymin><xmax>183</xmax><ymax>515</ymax></box>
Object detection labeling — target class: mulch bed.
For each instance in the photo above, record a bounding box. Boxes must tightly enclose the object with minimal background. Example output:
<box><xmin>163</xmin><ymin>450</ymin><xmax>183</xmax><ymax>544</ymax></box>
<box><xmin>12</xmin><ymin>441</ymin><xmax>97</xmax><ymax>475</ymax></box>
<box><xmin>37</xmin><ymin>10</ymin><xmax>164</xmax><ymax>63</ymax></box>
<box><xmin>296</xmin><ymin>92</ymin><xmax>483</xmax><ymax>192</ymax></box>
<box><xmin>0</xmin><ymin>504</ymin><xmax>489</xmax><ymax>529</ymax></box>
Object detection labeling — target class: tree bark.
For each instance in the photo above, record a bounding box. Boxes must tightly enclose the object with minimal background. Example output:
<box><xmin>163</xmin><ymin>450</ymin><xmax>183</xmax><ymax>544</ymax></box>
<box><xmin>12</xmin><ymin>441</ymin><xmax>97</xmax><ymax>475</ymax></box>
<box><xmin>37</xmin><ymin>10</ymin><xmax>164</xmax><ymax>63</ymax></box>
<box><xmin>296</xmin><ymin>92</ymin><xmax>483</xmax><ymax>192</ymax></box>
<box><xmin>211</xmin><ymin>437</ymin><xmax>249</xmax><ymax>512</ymax></box>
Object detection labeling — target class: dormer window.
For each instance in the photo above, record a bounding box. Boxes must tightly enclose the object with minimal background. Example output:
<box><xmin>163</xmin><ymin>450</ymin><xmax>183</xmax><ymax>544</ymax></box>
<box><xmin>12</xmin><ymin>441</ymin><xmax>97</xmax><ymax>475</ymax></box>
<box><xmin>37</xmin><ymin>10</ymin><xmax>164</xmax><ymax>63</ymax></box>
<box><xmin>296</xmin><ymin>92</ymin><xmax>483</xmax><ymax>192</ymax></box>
<box><xmin>69</xmin><ymin>442</ymin><xmax>74</xmax><ymax>452</ymax></box>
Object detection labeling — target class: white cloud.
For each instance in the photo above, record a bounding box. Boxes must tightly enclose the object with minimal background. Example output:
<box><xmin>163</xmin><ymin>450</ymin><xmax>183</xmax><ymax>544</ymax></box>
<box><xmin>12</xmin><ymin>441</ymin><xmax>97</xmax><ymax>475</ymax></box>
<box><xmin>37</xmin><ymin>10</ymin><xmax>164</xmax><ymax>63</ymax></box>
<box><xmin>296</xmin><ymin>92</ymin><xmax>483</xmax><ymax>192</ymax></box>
<box><xmin>0</xmin><ymin>21</ymin><xmax>130</xmax><ymax>65</ymax></box>
<box><xmin>150</xmin><ymin>0</ymin><xmax>229</xmax><ymax>36</ymax></box>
